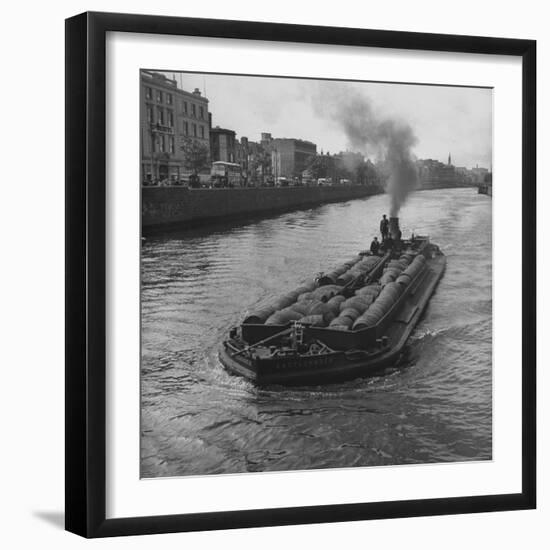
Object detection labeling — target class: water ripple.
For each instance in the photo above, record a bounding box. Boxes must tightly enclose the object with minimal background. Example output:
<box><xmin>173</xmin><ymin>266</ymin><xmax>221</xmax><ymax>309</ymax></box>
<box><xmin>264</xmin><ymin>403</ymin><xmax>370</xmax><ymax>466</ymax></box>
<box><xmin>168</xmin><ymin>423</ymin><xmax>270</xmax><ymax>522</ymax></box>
<box><xmin>141</xmin><ymin>188</ymin><xmax>492</xmax><ymax>478</ymax></box>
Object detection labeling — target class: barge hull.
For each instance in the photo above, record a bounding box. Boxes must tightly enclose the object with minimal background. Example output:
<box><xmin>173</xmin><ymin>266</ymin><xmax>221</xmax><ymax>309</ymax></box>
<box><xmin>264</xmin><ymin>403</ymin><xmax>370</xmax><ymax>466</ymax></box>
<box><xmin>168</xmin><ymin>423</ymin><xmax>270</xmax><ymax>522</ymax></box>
<box><xmin>220</xmin><ymin>254</ymin><xmax>446</xmax><ymax>386</ymax></box>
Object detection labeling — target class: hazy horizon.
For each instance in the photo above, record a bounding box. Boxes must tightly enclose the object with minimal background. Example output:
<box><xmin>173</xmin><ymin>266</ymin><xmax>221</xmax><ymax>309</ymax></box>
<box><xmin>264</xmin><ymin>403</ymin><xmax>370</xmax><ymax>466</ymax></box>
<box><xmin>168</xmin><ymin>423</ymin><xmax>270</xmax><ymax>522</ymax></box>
<box><xmin>155</xmin><ymin>70</ymin><xmax>492</xmax><ymax>170</ymax></box>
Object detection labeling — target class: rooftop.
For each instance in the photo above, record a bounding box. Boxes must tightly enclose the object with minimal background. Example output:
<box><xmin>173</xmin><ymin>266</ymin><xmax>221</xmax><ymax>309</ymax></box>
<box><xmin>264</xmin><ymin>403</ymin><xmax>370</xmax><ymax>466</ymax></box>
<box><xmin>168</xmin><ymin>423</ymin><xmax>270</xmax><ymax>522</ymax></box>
<box><xmin>141</xmin><ymin>70</ymin><xmax>209</xmax><ymax>102</ymax></box>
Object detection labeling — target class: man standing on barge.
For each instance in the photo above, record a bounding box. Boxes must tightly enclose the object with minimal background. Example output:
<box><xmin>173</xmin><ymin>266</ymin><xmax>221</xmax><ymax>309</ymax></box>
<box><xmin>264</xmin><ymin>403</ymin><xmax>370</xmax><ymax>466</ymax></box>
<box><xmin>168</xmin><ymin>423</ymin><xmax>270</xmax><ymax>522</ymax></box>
<box><xmin>380</xmin><ymin>214</ymin><xmax>389</xmax><ymax>240</ymax></box>
<box><xmin>370</xmin><ymin>236</ymin><xmax>380</xmax><ymax>255</ymax></box>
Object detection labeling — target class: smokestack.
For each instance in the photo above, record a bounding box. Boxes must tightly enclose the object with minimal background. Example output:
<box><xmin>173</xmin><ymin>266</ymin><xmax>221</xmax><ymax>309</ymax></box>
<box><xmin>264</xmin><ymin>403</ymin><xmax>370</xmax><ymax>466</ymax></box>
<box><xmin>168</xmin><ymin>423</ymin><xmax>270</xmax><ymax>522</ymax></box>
<box><xmin>389</xmin><ymin>217</ymin><xmax>400</xmax><ymax>239</ymax></box>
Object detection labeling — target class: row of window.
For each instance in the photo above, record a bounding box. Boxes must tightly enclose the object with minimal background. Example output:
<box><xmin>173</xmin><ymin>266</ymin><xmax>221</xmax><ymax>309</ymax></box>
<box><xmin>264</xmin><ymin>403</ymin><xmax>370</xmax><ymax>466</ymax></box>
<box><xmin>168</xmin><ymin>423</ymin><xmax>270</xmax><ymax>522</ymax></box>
<box><xmin>144</xmin><ymin>87</ymin><xmax>206</xmax><ymax>119</ymax></box>
<box><xmin>145</xmin><ymin>87</ymin><xmax>173</xmax><ymax>105</ymax></box>
<box><xmin>182</xmin><ymin>121</ymin><xmax>206</xmax><ymax>139</ymax></box>
<box><xmin>153</xmin><ymin>135</ymin><xmax>175</xmax><ymax>154</ymax></box>
<box><xmin>145</xmin><ymin>105</ymin><xmax>207</xmax><ymax>142</ymax></box>
<box><xmin>146</xmin><ymin>105</ymin><xmax>174</xmax><ymax>128</ymax></box>
<box><xmin>182</xmin><ymin>101</ymin><xmax>205</xmax><ymax>120</ymax></box>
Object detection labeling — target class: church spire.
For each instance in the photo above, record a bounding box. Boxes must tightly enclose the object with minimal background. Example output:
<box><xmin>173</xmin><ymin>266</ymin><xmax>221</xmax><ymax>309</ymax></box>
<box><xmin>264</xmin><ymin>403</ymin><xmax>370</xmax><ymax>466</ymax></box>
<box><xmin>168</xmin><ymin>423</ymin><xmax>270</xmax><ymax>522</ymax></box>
<box><xmin>448</xmin><ymin>152</ymin><xmax>452</xmax><ymax>166</ymax></box>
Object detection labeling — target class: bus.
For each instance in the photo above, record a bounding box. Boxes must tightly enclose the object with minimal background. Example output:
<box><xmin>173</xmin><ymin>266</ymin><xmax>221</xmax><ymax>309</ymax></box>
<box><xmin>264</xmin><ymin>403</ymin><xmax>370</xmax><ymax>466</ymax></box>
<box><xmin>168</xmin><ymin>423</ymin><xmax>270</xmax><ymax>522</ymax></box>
<box><xmin>210</xmin><ymin>162</ymin><xmax>242</xmax><ymax>188</ymax></box>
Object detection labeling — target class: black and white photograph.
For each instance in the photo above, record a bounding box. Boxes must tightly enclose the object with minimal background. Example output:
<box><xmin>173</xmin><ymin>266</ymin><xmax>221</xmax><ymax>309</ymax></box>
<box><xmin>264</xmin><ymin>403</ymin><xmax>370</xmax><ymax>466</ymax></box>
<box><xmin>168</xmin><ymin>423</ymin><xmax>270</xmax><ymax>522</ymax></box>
<box><xmin>0</xmin><ymin>0</ymin><xmax>543</xmax><ymax>544</ymax></box>
<box><xmin>140</xmin><ymin>70</ymin><xmax>493</xmax><ymax>479</ymax></box>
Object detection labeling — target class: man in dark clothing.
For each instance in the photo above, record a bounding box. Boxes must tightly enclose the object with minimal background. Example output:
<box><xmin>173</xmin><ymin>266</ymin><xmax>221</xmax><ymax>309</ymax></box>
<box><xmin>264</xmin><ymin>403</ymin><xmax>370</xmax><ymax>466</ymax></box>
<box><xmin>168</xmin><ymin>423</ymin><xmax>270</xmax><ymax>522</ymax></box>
<box><xmin>370</xmin><ymin>236</ymin><xmax>380</xmax><ymax>255</ymax></box>
<box><xmin>382</xmin><ymin>235</ymin><xmax>394</xmax><ymax>252</ymax></box>
<box><xmin>380</xmin><ymin>214</ymin><xmax>389</xmax><ymax>240</ymax></box>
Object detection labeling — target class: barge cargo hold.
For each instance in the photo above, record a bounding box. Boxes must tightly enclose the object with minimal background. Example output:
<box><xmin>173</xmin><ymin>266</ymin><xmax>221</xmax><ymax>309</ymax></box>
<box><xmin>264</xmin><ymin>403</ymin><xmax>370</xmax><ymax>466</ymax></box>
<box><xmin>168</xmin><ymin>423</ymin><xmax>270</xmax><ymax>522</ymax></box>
<box><xmin>219</xmin><ymin>222</ymin><xmax>446</xmax><ymax>386</ymax></box>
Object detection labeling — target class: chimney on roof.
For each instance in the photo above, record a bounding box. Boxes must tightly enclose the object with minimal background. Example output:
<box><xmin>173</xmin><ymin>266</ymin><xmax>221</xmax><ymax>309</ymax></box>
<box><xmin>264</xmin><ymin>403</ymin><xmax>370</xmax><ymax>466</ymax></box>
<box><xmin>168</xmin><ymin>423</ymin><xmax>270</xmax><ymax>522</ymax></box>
<box><xmin>193</xmin><ymin>88</ymin><xmax>201</xmax><ymax>96</ymax></box>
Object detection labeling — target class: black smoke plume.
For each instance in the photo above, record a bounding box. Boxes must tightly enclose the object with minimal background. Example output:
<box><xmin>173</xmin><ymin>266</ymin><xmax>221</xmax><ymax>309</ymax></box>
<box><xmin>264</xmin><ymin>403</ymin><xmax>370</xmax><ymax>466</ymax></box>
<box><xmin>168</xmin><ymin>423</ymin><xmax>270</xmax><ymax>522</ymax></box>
<box><xmin>313</xmin><ymin>85</ymin><xmax>419</xmax><ymax>217</ymax></box>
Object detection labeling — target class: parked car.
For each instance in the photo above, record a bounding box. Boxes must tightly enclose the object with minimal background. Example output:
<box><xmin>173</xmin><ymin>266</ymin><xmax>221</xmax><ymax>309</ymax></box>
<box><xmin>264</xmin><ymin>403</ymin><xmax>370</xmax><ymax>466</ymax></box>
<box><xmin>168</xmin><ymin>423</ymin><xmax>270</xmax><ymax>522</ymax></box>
<box><xmin>276</xmin><ymin>177</ymin><xmax>290</xmax><ymax>187</ymax></box>
<box><xmin>188</xmin><ymin>173</ymin><xmax>201</xmax><ymax>188</ymax></box>
<box><xmin>317</xmin><ymin>178</ymin><xmax>333</xmax><ymax>186</ymax></box>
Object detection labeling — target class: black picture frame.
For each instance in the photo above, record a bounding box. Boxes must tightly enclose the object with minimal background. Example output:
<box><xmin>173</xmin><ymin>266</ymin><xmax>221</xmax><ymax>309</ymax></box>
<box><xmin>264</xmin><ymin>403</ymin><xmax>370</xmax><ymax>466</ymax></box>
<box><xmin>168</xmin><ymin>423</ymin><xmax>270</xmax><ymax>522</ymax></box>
<box><xmin>65</xmin><ymin>11</ymin><xmax>536</xmax><ymax>538</ymax></box>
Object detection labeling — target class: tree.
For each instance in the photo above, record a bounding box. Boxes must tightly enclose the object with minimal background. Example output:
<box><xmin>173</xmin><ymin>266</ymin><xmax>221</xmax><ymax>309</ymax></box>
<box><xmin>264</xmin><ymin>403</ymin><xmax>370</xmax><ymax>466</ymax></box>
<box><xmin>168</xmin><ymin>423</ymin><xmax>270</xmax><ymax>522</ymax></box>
<box><xmin>181</xmin><ymin>138</ymin><xmax>209</xmax><ymax>175</ymax></box>
<box><xmin>306</xmin><ymin>155</ymin><xmax>332</xmax><ymax>180</ymax></box>
<box><xmin>248</xmin><ymin>148</ymin><xmax>271</xmax><ymax>184</ymax></box>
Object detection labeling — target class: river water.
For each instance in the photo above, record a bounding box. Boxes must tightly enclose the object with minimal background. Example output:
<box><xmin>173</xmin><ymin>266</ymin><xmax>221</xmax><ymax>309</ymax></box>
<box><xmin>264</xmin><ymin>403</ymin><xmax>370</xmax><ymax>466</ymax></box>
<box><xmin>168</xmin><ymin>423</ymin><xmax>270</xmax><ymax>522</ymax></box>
<box><xmin>141</xmin><ymin>188</ymin><xmax>492</xmax><ymax>477</ymax></box>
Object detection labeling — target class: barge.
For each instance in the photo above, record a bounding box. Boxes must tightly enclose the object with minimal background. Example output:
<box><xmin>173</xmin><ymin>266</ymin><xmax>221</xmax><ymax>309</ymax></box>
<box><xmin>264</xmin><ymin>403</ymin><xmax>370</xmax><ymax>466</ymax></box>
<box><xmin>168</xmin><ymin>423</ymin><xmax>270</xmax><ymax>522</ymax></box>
<box><xmin>219</xmin><ymin>217</ymin><xmax>446</xmax><ymax>386</ymax></box>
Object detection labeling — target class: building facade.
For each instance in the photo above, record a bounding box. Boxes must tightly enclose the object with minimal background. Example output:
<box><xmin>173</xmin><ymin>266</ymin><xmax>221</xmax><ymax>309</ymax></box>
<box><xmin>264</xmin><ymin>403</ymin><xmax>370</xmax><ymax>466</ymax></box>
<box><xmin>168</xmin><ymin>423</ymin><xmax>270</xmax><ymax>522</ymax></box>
<box><xmin>270</xmin><ymin>138</ymin><xmax>317</xmax><ymax>179</ymax></box>
<box><xmin>417</xmin><ymin>158</ymin><xmax>460</xmax><ymax>189</ymax></box>
<box><xmin>471</xmin><ymin>165</ymin><xmax>490</xmax><ymax>183</ymax></box>
<box><xmin>234</xmin><ymin>136</ymin><xmax>274</xmax><ymax>186</ymax></box>
<box><xmin>210</xmin><ymin>126</ymin><xmax>237</xmax><ymax>163</ymax></box>
<box><xmin>141</xmin><ymin>71</ymin><xmax>210</xmax><ymax>184</ymax></box>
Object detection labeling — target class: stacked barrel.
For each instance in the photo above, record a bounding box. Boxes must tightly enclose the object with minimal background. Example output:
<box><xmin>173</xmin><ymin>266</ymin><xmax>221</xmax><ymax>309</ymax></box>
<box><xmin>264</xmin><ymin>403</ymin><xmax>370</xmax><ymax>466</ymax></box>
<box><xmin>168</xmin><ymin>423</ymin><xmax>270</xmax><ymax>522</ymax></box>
<box><xmin>352</xmin><ymin>253</ymin><xmax>426</xmax><ymax>330</ymax></box>
<box><xmin>328</xmin><ymin>288</ymin><xmax>381</xmax><ymax>330</ymax></box>
<box><xmin>261</xmin><ymin>254</ymin><xmax>379</xmax><ymax>327</ymax></box>
<box><xmin>242</xmin><ymin>251</ymin><xmax>426</xmax><ymax>331</ymax></box>
<box><xmin>317</xmin><ymin>255</ymin><xmax>379</xmax><ymax>286</ymax></box>
<box><xmin>243</xmin><ymin>254</ymin><xmax>367</xmax><ymax>326</ymax></box>
<box><xmin>263</xmin><ymin>284</ymin><xmax>343</xmax><ymax>327</ymax></box>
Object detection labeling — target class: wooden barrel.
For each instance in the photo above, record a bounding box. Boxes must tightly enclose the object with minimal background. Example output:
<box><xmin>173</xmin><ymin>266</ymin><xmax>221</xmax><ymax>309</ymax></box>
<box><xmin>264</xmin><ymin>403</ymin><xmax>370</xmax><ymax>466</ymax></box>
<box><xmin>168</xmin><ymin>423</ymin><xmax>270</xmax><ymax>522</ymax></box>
<box><xmin>271</xmin><ymin>295</ymin><xmax>296</xmax><ymax>311</ymax></box>
<box><xmin>396</xmin><ymin>273</ymin><xmax>412</xmax><ymax>286</ymax></box>
<box><xmin>356</xmin><ymin>284</ymin><xmax>382</xmax><ymax>297</ymax></box>
<box><xmin>308</xmin><ymin>302</ymin><xmax>335</xmax><ymax>317</ymax></box>
<box><xmin>243</xmin><ymin>307</ymin><xmax>276</xmax><ymax>324</ymax></box>
<box><xmin>290</xmin><ymin>301</ymin><xmax>311</xmax><ymax>315</ymax></box>
<box><xmin>340</xmin><ymin>296</ymin><xmax>371</xmax><ymax>314</ymax></box>
<box><xmin>298</xmin><ymin>314</ymin><xmax>325</xmax><ymax>326</ymax></box>
<box><xmin>329</xmin><ymin>316</ymin><xmax>354</xmax><ymax>329</ymax></box>
<box><xmin>265</xmin><ymin>308</ymin><xmax>303</xmax><ymax>325</ymax></box>
<box><xmin>327</xmin><ymin>295</ymin><xmax>346</xmax><ymax>309</ymax></box>
<box><xmin>339</xmin><ymin>307</ymin><xmax>361</xmax><ymax>321</ymax></box>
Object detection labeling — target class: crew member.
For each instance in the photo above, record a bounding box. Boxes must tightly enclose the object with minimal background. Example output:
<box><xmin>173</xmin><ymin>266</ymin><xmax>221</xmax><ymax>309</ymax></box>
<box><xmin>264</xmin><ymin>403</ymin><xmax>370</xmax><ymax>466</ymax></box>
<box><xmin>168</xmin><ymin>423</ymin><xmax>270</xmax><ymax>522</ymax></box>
<box><xmin>380</xmin><ymin>214</ymin><xmax>389</xmax><ymax>240</ymax></box>
<box><xmin>382</xmin><ymin>234</ymin><xmax>394</xmax><ymax>252</ymax></box>
<box><xmin>370</xmin><ymin>236</ymin><xmax>380</xmax><ymax>255</ymax></box>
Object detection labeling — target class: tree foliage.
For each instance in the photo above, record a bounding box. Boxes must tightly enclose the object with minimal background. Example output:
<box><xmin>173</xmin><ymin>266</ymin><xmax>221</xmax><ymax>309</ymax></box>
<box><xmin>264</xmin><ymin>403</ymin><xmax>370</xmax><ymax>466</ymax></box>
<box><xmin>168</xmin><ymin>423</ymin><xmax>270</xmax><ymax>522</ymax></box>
<box><xmin>306</xmin><ymin>155</ymin><xmax>333</xmax><ymax>180</ymax></box>
<box><xmin>181</xmin><ymin>138</ymin><xmax>209</xmax><ymax>174</ymax></box>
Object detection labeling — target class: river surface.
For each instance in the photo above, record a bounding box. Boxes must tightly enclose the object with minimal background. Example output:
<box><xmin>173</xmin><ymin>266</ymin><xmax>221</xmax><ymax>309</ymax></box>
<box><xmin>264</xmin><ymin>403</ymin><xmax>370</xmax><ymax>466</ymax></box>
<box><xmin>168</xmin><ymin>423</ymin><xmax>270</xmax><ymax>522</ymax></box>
<box><xmin>141</xmin><ymin>188</ymin><xmax>492</xmax><ymax>477</ymax></box>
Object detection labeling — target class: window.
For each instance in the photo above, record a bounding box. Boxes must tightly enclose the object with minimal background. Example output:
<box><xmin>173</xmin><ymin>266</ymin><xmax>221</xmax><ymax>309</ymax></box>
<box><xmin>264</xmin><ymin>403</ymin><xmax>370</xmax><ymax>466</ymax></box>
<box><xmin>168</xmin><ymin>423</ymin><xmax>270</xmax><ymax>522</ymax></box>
<box><xmin>157</xmin><ymin>107</ymin><xmax>164</xmax><ymax>125</ymax></box>
<box><xmin>191</xmin><ymin>103</ymin><xmax>196</xmax><ymax>117</ymax></box>
<box><xmin>167</xmin><ymin>110</ymin><xmax>174</xmax><ymax>127</ymax></box>
<box><xmin>183</xmin><ymin>101</ymin><xmax>188</xmax><ymax>114</ymax></box>
<box><xmin>192</xmin><ymin>123</ymin><xmax>197</xmax><ymax>137</ymax></box>
<box><xmin>159</xmin><ymin>135</ymin><xmax>165</xmax><ymax>152</ymax></box>
<box><xmin>167</xmin><ymin>93</ymin><xmax>173</xmax><ymax>105</ymax></box>
<box><xmin>169</xmin><ymin>137</ymin><xmax>175</xmax><ymax>154</ymax></box>
<box><xmin>156</xmin><ymin>90</ymin><xmax>163</xmax><ymax>102</ymax></box>
<box><xmin>145</xmin><ymin>87</ymin><xmax>152</xmax><ymax>100</ymax></box>
<box><xmin>146</xmin><ymin>105</ymin><xmax>153</xmax><ymax>123</ymax></box>
<box><xmin>182</xmin><ymin>121</ymin><xmax>188</xmax><ymax>135</ymax></box>
<box><xmin>200</xmin><ymin>125</ymin><xmax>205</xmax><ymax>138</ymax></box>
<box><xmin>199</xmin><ymin>106</ymin><xmax>204</xmax><ymax>119</ymax></box>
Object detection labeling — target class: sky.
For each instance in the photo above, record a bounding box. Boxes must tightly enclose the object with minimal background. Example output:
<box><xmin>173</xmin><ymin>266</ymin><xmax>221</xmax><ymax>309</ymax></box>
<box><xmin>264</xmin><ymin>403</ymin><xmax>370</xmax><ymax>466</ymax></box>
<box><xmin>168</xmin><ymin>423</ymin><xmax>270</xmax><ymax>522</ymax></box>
<box><xmin>159</xmin><ymin>71</ymin><xmax>492</xmax><ymax>170</ymax></box>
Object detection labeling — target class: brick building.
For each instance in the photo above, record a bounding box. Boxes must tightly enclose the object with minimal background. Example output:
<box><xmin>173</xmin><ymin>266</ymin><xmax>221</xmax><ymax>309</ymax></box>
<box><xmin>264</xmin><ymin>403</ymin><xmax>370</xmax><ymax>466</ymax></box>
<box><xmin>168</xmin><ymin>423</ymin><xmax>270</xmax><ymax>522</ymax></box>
<box><xmin>417</xmin><ymin>157</ymin><xmax>459</xmax><ymax>189</ymax></box>
<box><xmin>210</xmin><ymin>126</ymin><xmax>237</xmax><ymax>163</ymax></box>
<box><xmin>235</xmin><ymin>136</ymin><xmax>274</xmax><ymax>186</ymax></box>
<box><xmin>141</xmin><ymin>71</ymin><xmax>210</xmax><ymax>184</ymax></box>
<box><xmin>270</xmin><ymin>138</ymin><xmax>317</xmax><ymax>179</ymax></box>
